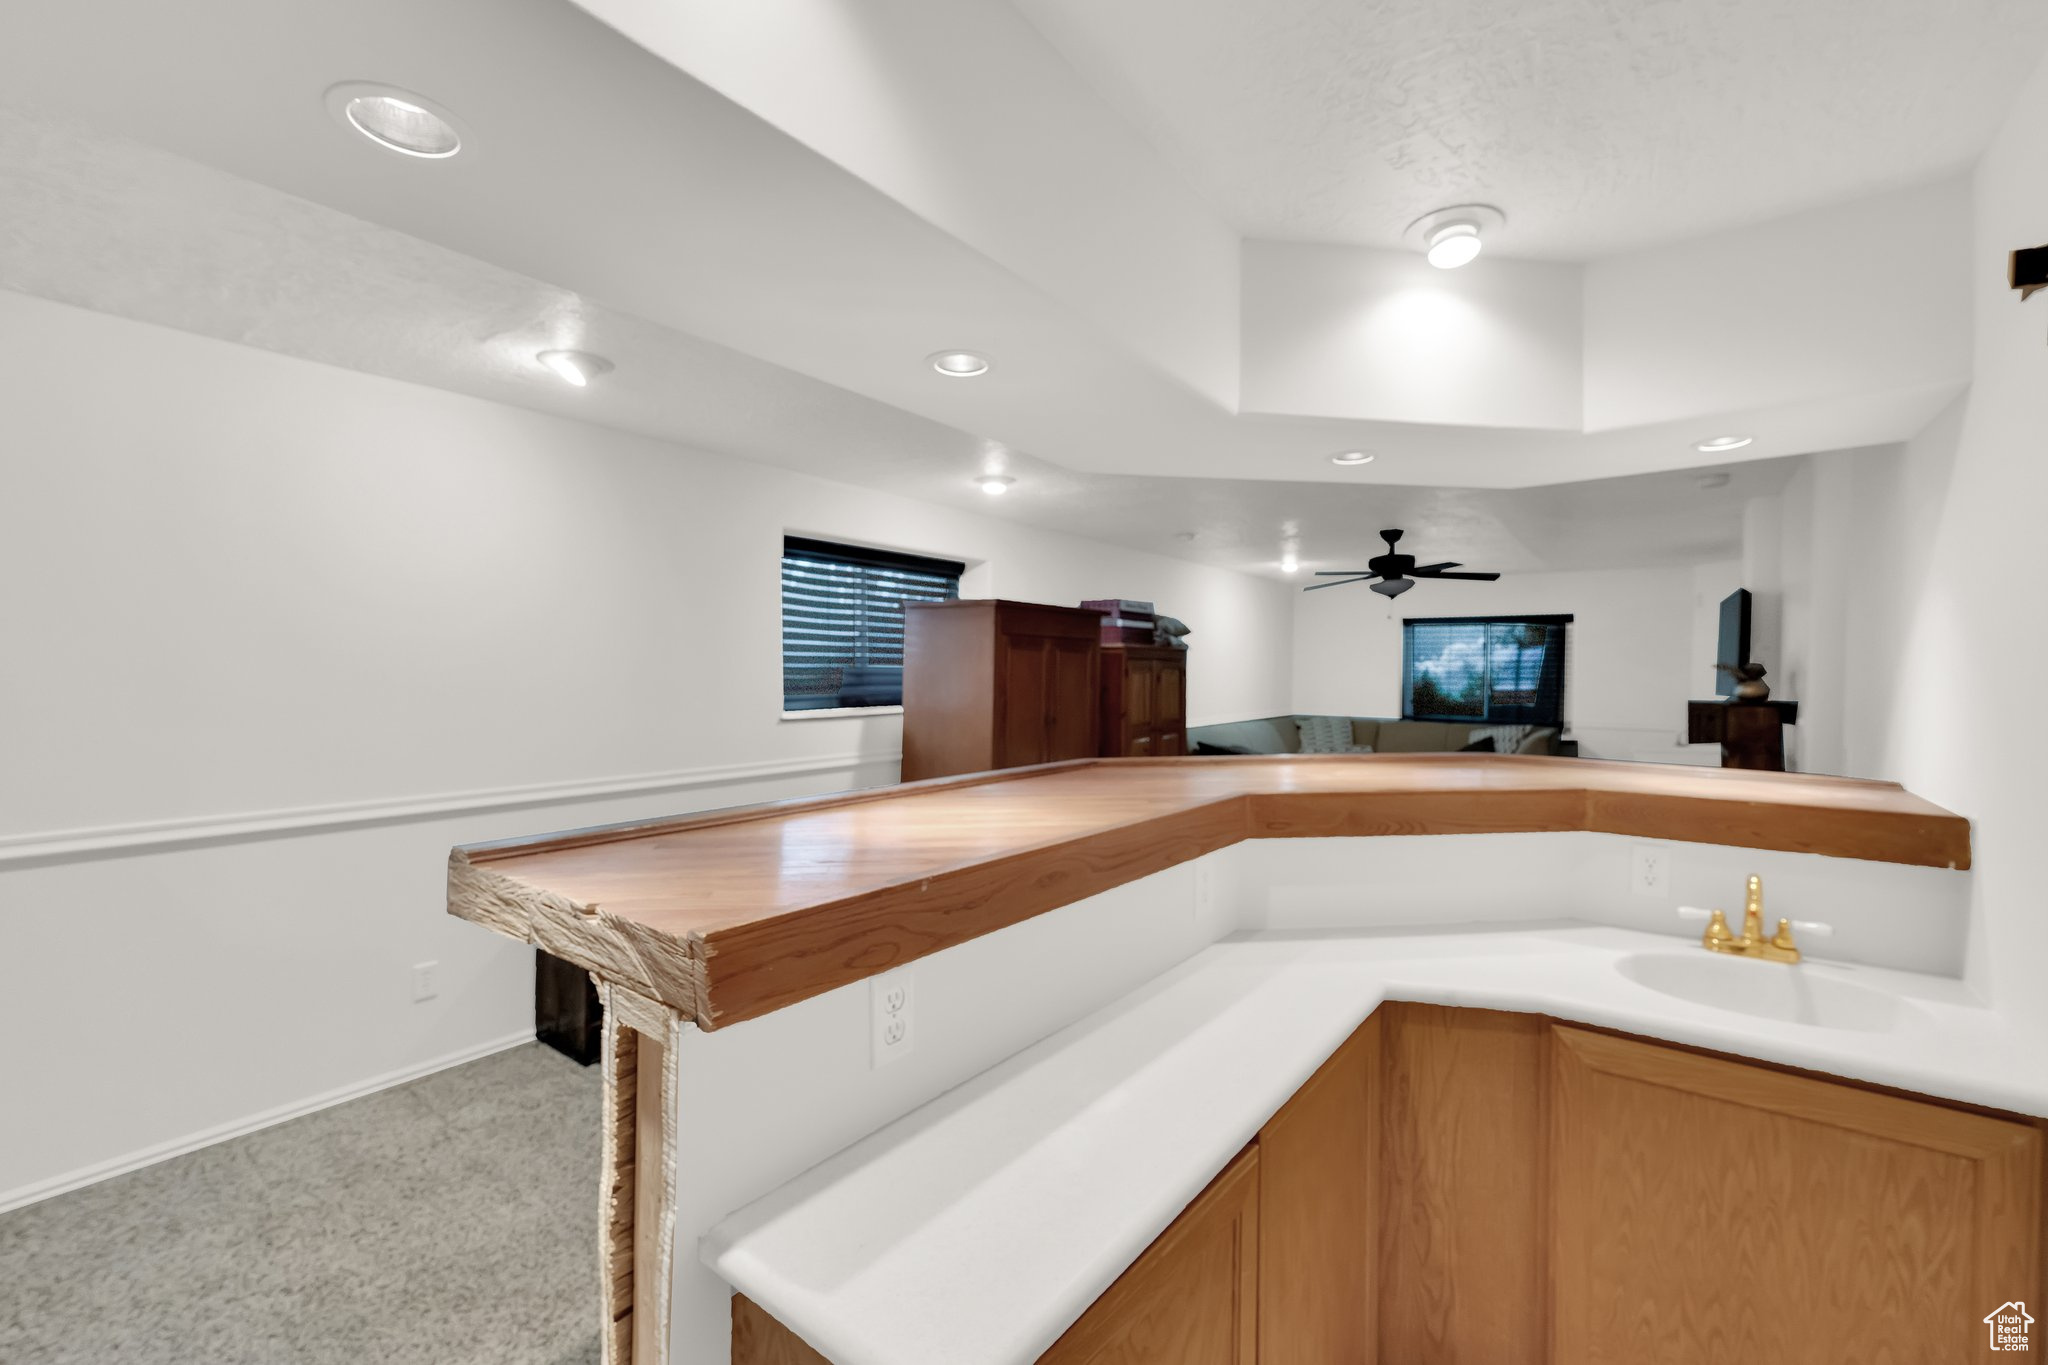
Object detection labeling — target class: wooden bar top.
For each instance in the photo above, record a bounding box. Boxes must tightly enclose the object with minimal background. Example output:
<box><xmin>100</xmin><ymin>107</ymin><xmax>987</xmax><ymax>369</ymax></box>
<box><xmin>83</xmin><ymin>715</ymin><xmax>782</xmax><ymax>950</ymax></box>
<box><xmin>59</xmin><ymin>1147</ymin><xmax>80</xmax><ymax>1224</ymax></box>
<box><xmin>446</xmin><ymin>755</ymin><xmax>1970</xmax><ymax>1030</ymax></box>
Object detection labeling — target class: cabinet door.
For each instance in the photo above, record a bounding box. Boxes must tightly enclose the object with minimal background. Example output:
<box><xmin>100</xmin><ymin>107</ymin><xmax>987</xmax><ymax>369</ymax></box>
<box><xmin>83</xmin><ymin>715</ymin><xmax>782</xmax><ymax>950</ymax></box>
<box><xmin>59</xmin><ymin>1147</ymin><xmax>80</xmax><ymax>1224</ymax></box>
<box><xmin>1380</xmin><ymin>1004</ymin><xmax>1550</xmax><ymax>1365</ymax></box>
<box><xmin>1552</xmin><ymin>1025</ymin><xmax>2043</xmax><ymax>1364</ymax></box>
<box><xmin>1259</xmin><ymin>1016</ymin><xmax>1379</xmax><ymax>1365</ymax></box>
<box><xmin>1039</xmin><ymin>1145</ymin><xmax>1259</xmax><ymax>1365</ymax></box>
<box><xmin>1000</xmin><ymin>640</ymin><xmax>1051</xmax><ymax>767</ymax></box>
<box><xmin>1125</xmin><ymin>659</ymin><xmax>1157</xmax><ymax>729</ymax></box>
<box><xmin>1156</xmin><ymin>661</ymin><xmax>1185</xmax><ymax>725</ymax></box>
<box><xmin>1044</xmin><ymin>638</ymin><xmax>1100</xmax><ymax>762</ymax></box>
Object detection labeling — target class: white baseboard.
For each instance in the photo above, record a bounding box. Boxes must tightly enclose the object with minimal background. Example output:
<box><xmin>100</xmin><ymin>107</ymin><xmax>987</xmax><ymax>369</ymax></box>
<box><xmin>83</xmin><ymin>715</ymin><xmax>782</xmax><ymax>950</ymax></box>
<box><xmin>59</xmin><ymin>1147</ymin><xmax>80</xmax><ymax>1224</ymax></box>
<box><xmin>0</xmin><ymin>1028</ymin><xmax>538</xmax><ymax>1214</ymax></box>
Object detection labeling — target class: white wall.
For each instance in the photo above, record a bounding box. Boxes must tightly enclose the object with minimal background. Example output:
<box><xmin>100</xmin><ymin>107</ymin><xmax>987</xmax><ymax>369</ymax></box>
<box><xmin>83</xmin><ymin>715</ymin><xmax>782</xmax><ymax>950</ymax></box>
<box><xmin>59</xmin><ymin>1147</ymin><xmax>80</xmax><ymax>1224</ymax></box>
<box><xmin>1291</xmin><ymin>564</ymin><xmax>1696</xmax><ymax>760</ymax></box>
<box><xmin>1781</xmin><ymin>49</ymin><xmax>2048</xmax><ymax>1029</ymax></box>
<box><xmin>1240</xmin><ymin>241</ymin><xmax>1583</xmax><ymax>429</ymax></box>
<box><xmin>1582</xmin><ymin>176</ymin><xmax>1973</xmax><ymax>431</ymax></box>
<box><xmin>0</xmin><ymin>288</ymin><xmax>1295</xmax><ymax>1207</ymax></box>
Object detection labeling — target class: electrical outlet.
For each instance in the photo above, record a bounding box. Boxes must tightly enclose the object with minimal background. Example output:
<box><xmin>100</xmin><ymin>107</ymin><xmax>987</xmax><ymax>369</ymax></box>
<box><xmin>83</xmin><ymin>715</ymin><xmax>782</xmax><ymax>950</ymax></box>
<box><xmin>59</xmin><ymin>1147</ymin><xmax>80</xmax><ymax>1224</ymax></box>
<box><xmin>870</xmin><ymin>969</ymin><xmax>914</xmax><ymax>1068</ymax></box>
<box><xmin>1630</xmin><ymin>845</ymin><xmax>1668</xmax><ymax>897</ymax></box>
<box><xmin>412</xmin><ymin>961</ymin><xmax>439</xmax><ymax>1002</ymax></box>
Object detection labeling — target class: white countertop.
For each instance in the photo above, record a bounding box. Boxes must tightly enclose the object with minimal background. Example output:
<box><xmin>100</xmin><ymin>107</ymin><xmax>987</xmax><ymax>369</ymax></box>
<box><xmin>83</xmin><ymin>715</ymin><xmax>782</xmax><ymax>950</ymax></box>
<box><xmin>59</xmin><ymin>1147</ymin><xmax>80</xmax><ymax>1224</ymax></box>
<box><xmin>702</xmin><ymin>923</ymin><xmax>2046</xmax><ymax>1365</ymax></box>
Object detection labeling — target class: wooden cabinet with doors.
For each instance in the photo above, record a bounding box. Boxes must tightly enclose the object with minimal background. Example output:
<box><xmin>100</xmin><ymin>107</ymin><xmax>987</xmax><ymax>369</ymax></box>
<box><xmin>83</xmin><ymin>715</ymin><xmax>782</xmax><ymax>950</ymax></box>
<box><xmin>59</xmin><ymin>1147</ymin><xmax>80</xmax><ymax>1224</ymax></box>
<box><xmin>1377</xmin><ymin>1004</ymin><xmax>2043</xmax><ymax>1365</ymax></box>
<box><xmin>901</xmin><ymin>600</ymin><xmax>1103</xmax><ymax>781</ymax></box>
<box><xmin>735</xmin><ymin>1005</ymin><xmax>2042</xmax><ymax>1365</ymax></box>
<box><xmin>1100</xmin><ymin>644</ymin><xmax>1188</xmax><ymax>757</ymax></box>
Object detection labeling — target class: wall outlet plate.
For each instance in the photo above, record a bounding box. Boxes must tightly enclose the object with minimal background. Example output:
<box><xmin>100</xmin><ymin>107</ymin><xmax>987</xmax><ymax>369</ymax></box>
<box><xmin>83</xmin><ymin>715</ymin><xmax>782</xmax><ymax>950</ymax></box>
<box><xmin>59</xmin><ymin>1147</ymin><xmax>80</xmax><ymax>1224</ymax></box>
<box><xmin>412</xmin><ymin>960</ymin><xmax>439</xmax><ymax>1002</ymax></box>
<box><xmin>870</xmin><ymin>969</ymin><xmax>913</xmax><ymax>1068</ymax></box>
<box><xmin>1630</xmin><ymin>844</ymin><xmax>1668</xmax><ymax>897</ymax></box>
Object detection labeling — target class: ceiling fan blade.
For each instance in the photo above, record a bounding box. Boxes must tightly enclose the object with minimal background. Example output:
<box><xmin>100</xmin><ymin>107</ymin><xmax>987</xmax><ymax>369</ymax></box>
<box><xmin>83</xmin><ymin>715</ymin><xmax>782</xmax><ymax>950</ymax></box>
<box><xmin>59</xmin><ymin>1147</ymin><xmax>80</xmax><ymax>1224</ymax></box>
<box><xmin>1411</xmin><ymin>562</ymin><xmax>1461</xmax><ymax>573</ymax></box>
<box><xmin>1424</xmin><ymin>571</ymin><xmax>1501</xmax><ymax>580</ymax></box>
<box><xmin>1303</xmin><ymin>576</ymin><xmax>1375</xmax><ymax>591</ymax></box>
<box><xmin>1313</xmin><ymin>570</ymin><xmax>1378</xmax><ymax>576</ymax></box>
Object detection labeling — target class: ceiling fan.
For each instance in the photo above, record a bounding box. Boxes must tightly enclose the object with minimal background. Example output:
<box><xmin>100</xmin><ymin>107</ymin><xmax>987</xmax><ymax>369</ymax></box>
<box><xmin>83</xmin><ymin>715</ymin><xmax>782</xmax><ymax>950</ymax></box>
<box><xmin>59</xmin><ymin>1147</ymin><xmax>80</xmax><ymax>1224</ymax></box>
<box><xmin>1304</xmin><ymin>528</ymin><xmax>1501</xmax><ymax>598</ymax></box>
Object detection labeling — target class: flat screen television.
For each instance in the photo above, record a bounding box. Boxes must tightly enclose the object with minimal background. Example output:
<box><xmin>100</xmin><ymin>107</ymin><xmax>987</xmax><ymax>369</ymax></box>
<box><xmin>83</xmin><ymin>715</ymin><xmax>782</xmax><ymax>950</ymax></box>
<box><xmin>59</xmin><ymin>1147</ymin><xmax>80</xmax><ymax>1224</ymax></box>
<box><xmin>1715</xmin><ymin>589</ymin><xmax>1752</xmax><ymax>697</ymax></box>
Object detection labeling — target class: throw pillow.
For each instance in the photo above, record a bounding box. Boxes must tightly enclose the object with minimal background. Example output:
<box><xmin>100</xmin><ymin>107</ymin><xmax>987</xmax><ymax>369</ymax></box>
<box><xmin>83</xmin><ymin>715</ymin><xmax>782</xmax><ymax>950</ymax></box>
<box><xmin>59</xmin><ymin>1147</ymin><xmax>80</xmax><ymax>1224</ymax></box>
<box><xmin>1460</xmin><ymin>735</ymin><xmax>1497</xmax><ymax>752</ymax></box>
<box><xmin>1468</xmin><ymin>724</ymin><xmax>1534</xmax><ymax>754</ymax></box>
<box><xmin>1297</xmin><ymin>716</ymin><xmax>1374</xmax><ymax>754</ymax></box>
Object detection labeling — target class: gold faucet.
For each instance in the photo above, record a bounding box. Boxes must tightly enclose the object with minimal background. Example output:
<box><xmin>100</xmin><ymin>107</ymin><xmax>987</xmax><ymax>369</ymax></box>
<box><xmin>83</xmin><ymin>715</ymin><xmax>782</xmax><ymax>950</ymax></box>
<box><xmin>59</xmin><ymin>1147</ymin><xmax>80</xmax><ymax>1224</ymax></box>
<box><xmin>1700</xmin><ymin>875</ymin><xmax>1803</xmax><ymax>963</ymax></box>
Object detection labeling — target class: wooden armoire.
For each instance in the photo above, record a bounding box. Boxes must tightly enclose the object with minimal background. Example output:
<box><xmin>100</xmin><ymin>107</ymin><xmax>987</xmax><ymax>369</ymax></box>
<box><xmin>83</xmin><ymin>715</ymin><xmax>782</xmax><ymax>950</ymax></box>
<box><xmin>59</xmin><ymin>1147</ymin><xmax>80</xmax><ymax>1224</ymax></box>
<box><xmin>901</xmin><ymin>600</ymin><xmax>1104</xmax><ymax>781</ymax></box>
<box><xmin>1100</xmin><ymin>643</ymin><xmax>1188</xmax><ymax>757</ymax></box>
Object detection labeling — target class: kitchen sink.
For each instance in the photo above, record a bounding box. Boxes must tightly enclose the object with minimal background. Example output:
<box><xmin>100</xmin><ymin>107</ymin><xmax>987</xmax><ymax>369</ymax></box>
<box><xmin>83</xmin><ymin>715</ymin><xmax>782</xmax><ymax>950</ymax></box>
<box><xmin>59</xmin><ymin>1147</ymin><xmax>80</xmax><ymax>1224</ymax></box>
<box><xmin>1614</xmin><ymin>951</ymin><xmax>1910</xmax><ymax>1032</ymax></box>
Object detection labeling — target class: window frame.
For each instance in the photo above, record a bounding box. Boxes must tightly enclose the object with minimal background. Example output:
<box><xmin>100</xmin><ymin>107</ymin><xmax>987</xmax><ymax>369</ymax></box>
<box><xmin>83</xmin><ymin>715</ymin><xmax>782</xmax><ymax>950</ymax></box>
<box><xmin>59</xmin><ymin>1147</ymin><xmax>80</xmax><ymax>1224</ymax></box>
<box><xmin>1399</xmin><ymin>613</ymin><xmax>1572</xmax><ymax>727</ymax></box>
<box><xmin>780</xmin><ymin>535</ymin><xmax>965</xmax><ymax>716</ymax></box>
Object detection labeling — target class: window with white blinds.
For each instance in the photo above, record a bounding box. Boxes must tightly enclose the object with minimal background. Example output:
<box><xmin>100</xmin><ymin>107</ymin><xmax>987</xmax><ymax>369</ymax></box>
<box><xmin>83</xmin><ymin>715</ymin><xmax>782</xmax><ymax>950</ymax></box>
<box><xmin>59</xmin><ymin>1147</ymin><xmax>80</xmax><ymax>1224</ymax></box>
<box><xmin>1401</xmin><ymin>615</ymin><xmax>1570</xmax><ymax>726</ymax></box>
<box><xmin>782</xmin><ymin>537</ymin><xmax>964</xmax><ymax>712</ymax></box>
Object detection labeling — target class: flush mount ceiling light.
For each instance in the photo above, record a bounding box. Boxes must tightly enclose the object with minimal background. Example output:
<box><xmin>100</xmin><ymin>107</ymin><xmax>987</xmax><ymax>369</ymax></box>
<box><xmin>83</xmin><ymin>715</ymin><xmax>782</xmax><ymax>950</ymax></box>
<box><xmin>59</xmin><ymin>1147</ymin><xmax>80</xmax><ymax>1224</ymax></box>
<box><xmin>1404</xmin><ymin>204</ymin><xmax>1506</xmax><ymax>270</ymax></box>
<box><xmin>1330</xmin><ymin>450</ymin><xmax>1376</xmax><ymax>467</ymax></box>
<box><xmin>929</xmin><ymin>350</ymin><xmax>991</xmax><ymax>378</ymax></box>
<box><xmin>976</xmin><ymin>474</ymin><xmax>1015</xmax><ymax>496</ymax></box>
<box><xmin>536</xmin><ymin>350</ymin><xmax>614</xmax><ymax>387</ymax></box>
<box><xmin>1426</xmin><ymin>223</ymin><xmax>1482</xmax><ymax>269</ymax></box>
<box><xmin>1694</xmin><ymin>435</ymin><xmax>1755</xmax><ymax>453</ymax></box>
<box><xmin>325</xmin><ymin>82</ymin><xmax>465</xmax><ymax>159</ymax></box>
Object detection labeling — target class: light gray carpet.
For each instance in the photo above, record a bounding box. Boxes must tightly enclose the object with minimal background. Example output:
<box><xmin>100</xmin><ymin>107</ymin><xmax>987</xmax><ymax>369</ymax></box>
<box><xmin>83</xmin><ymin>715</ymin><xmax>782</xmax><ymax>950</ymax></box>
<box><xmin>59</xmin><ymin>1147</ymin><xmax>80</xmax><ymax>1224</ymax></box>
<box><xmin>0</xmin><ymin>1043</ymin><xmax>603</xmax><ymax>1365</ymax></box>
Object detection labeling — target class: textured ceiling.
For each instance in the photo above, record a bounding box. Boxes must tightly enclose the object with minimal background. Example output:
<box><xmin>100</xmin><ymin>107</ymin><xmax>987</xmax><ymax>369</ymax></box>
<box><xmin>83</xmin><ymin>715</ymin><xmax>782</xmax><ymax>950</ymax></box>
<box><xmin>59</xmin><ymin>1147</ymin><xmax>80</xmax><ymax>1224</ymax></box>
<box><xmin>1010</xmin><ymin>0</ymin><xmax>2048</xmax><ymax>257</ymax></box>
<box><xmin>0</xmin><ymin>102</ymin><xmax>1789</xmax><ymax>578</ymax></box>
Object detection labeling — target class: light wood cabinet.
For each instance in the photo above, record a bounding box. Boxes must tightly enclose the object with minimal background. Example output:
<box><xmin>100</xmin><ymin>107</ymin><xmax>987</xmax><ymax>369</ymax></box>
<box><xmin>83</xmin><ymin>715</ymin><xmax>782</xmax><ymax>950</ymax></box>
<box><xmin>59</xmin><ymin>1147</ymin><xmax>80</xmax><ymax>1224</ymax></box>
<box><xmin>902</xmin><ymin>600</ymin><xmax>1103</xmax><ymax>781</ymax></box>
<box><xmin>1039</xmin><ymin>1144</ymin><xmax>1261</xmax><ymax>1365</ymax></box>
<box><xmin>1551</xmin><ymin>1025</ymin><xmax>2043</xmax><ymax>1364</ymax></box>
<box><xmin>735</xmin><ymin>1006</ymin><xmax>2042</xmax><ymax>1365</ymax></box>
<box><xmin>1100</xmin><ymin>644</ymin><xmax>1187</xmax><ymax>758</ymax></box>
<box><xmin>1379</xmin><ymin>1004</ymin><xmax>1549</xmax><ymax>1365</ymax></box>
<box><xmin>1257</xmin><ymin>1015</ymin><xmax>1379</xmax><ymax>1365</ymax></box>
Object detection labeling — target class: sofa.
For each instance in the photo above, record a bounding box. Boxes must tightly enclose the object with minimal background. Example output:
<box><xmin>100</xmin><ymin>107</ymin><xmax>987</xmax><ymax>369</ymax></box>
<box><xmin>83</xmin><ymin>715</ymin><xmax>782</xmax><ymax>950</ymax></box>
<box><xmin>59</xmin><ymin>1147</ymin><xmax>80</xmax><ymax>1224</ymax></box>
<box><xmin>1187</xmin><ymin>714</ymin><xmax>1562</xmax><ymax>757</ymax></box>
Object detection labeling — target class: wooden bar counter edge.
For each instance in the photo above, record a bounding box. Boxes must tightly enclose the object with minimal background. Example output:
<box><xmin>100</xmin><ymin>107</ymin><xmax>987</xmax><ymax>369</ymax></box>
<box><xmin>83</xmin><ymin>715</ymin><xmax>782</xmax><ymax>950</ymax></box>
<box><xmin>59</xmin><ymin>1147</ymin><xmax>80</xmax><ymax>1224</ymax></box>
<box><xmin>445</xmin><ymin>754</ymin><xmax>1970</xmax><ymax>1033</ymax></box>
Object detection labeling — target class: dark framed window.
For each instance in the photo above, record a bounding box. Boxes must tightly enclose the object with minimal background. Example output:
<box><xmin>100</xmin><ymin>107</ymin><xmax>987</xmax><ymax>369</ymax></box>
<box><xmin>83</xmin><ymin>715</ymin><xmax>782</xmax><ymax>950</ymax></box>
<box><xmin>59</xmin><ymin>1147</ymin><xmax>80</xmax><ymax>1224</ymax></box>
<box><xmin>1401</xmin><ymin>615</ymin><xmax>1570</xmax><ymax>726</ymax></box>
<box><xmin>781</xmin><ymin>536</ymin><xmax>963</xmax><ymax>712</ymax></box>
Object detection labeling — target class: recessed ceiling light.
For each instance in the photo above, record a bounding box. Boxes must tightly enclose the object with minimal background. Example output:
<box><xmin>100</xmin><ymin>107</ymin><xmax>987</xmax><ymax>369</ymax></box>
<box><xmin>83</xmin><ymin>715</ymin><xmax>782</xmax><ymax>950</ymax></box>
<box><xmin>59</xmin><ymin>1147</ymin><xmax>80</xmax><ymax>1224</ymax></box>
<box><xmin>976</xmin><ymin>474</ymin><xmax>1015</xmax><ymax>496</ymax></box>
<box><xmin>1694</xmin><ymin>435</ymin><xmax>1754</xmax><ymax>453</ymax></box>
<box><xmin>1330</xmin><ymin>451</ymin><xmax>1375</xmax><ymax>467</ymax></box>
<box><xmin>1280</xmin><ymin>552</ymin><xmax>1300</xmax><ymax>575</ymax></box>
<box><xmin>326</xmin><ymin>82</ymin><xmax>464</xmax><ymax>159</ymax></box>
<box><xmin>536</xmin><ymin>350</ymin><xmax>614</xmax><ymax>388</ymax></box>
<box><xmin>1696</xmin><ymin>471</ymin><xmax>1732</xmax><ymax>490</ymax></box>
<box><xmin>929</xmin><ymin>351</ymin><xmax>991</xmax><ymax>378</ymax></box>
<box><xmin>1405</xmin><ymin>204</ymin><xmax>1505</xmax><ymax>270</ymax></box>
<box><xmin>1426</xmin><ymin>222</ymin><xmax>1483</xmax><ymax>269</ymax></box>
